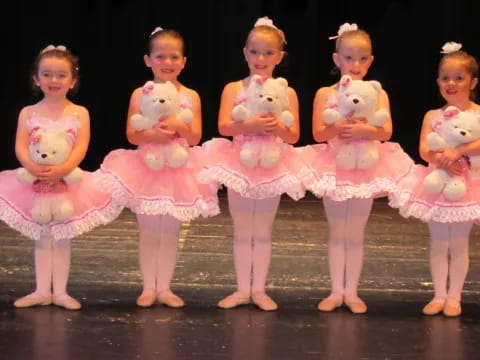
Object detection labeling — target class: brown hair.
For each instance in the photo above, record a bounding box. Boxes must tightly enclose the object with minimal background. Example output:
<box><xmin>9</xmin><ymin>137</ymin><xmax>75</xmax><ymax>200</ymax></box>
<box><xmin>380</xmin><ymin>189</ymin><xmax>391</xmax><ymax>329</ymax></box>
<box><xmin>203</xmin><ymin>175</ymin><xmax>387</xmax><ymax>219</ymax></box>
<box><xmin>31</xmin><ymin>46</ymin><xmax>80</xmax><ymax>94</ymax></box>
<box><xmin>147</xmin><ymin>29</ymin><xmax>185</xmax><ymax>55</ymax></box>
<box><xmin>246</xmin><ymin>25</ymin><xmax>285</xmax><ymax>51</ymax></box>
<box><xmin>335</xmin><ymin>29</ymin><xmax>372</xmax><ymax>52</ymax></box>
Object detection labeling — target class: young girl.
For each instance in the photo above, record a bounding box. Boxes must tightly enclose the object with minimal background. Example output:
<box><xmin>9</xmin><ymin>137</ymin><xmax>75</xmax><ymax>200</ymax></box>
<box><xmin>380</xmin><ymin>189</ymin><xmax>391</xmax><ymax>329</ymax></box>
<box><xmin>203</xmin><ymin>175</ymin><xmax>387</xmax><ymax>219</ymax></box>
<box><xmin>199</xmin><ymin>17</ymin><xmax>305</xmax><ymax>311</ymax></box>
<box><xmin>390</xmin><ymin>42</ymin><xmax>480</xmax><ymax>317</ymax></box>
<box><xmin>306</xmin><ymin>23</ymin><xmax>413</xmax><ymax>314</ymax></box>
<box><xmin>0</xmin><ymin>45</ymin><xmax>122</xmax><ymax>310</ymax></box>
<box><xmin>97</xmin><ymin>27</ymin><xmax>219</xmax><ymax>308</ymax></box>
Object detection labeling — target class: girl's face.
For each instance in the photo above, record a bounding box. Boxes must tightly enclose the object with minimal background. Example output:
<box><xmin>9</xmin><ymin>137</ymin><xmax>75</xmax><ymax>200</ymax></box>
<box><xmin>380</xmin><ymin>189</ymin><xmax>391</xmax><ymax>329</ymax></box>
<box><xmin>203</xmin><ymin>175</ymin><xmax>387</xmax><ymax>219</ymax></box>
<box><xmin>333</xmin><ymin>37</ymin><xmax>373</xmax><ymax>80</ymax></box>
<box><xmin>437</xmin><ymin>58</ymin><xmax>478</xmax><ymax>104</ymax></box>
<box><xmin>243</xmin><ymin>32</ymin><xmax>284</xmax><ymax>77</ymax></box>
<box><xmin>144</xmin><ymin>36</ymin><xmax>186</xmax><ymax>83</ymax></box>
<box><xmin>34</xmin><ymin>57</ymin><xmax>76</xmax><ymax>99</ymax></box>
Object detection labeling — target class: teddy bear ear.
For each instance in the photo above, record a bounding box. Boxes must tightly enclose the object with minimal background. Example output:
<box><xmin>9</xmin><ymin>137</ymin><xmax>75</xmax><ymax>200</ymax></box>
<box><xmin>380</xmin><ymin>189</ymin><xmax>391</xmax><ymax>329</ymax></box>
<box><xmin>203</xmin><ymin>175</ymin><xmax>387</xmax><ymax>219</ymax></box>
<box><xmin>251</xmin><ymin>74</ymin><xmax>263</xmax><ymax>85</ymax></box>
<box><xmin>444</xmin><ymin>106</ymin><xmax>460</xmax><ymax>119</ymax></box>
<box><xmin>143</xmin><ymin>81</ymin><xmax>155</xmax><ymax>94</ymax></box>
<box><xmin>165</xmin><ymin>81</ymin><xmax>177</xmax><ymax>92</ymax></box>
<box><xmin>276</xmin><ymin>77</ymin><xmax>288</xmax><ymax>89</ymax></box>
<box><xmin>369</xmin><ymin>81</ymin><xmax>383</xmax><ymax>93</ymax></box>
<box><xmin>339</xmin><ymin>75</ymin><xmax>352</xmax><ymax>88</ymax></box>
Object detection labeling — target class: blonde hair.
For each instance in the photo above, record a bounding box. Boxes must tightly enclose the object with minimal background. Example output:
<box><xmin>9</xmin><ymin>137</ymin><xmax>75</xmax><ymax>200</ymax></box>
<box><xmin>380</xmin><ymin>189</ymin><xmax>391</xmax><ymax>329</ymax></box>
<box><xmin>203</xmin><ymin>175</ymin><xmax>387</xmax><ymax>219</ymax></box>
<box><xmin>246</xmin><ymin>25</ymin><xmax>285</xmax><ymax>51</ymax></box>
<box><xmin>335</xmin><ymin>29</ymin><xmax>372</xmax><ymax>53</ymax></box>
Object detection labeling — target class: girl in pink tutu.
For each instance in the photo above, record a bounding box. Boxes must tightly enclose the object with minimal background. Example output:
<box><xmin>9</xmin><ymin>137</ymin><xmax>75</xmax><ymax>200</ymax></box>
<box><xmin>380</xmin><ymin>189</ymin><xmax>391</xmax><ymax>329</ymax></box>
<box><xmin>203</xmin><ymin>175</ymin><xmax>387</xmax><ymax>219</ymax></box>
<box><xmin>308</xmin><ymin>23</ymin><xmax>413</xmax><ymax>314</ymax></box>
<box><xmin>97</xmin><ymin>27</ymin><xmax>219</xmax><ymax>308</ymax></box>
<box><xmin>0</xmin><ymin>45</ymin><xmax>122</xmax><ymax>310</ymax></box>
<box><xmin>199</xmin><ymin>17</ymin><xmax>304</xmax><ymax>311</ymax></box>
<box><xmin>390</xmin><ymin>42</ymin><xmax>480</xmax><ymax>317</ymax></box>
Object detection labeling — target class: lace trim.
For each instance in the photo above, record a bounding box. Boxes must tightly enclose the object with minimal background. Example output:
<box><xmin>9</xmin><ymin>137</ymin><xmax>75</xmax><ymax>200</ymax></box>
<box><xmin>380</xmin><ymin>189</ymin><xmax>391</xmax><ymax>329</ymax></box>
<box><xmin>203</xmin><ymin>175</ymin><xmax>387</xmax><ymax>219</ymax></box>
<box><xmin>298</xmin><ymin>166</ymin><xmax>336</xmax><ymax>197</ymax></box>
<box><xmin>198</xmin><ymin>165</ymin><xmax>305</xmax><ymax>200</ymax></box>
<box><xmin>95</xmin><ymin>169</ymin><xmax>220</xmax><ymax>221</ymax></box>
<box><xmin>0</xmin><ymin>194</ymin><xmax>123</xmax><ymax>241</ymax></box>
<box><xmin>325</xmin><ymin>177</ymin><xmax>399</xmax><ymax>201</ymax></box>
<box><xmin>398</xmin><ymin>200</ymin><xmax>480</xmax><ymax>223</ymax></box>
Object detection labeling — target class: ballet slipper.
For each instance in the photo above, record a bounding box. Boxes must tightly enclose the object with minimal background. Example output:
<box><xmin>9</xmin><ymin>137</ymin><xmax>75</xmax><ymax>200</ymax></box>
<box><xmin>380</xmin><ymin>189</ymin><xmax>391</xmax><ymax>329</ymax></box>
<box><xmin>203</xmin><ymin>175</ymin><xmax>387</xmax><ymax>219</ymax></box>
<box><xmin>344</xmin><ymin>294</ymin><xmax>367</xmax><ymax>314</ymax></box>
<box><xmin>443</xmin><ymin>298</ymin><xmax>462</xmax><ymax>317</ymax></box>
<box><xmin>317</xmin><ymin>294</ymin><xmax>343</xmax><ymax>312</ymax></box>
<box><xmin>14</xmin><ymin>292</ymin><xmax>52</xmax><ymax>308</ymax></box>
<box><xmin>217</xmin><ymin>291</ymin><xmax>250</xmax><ymax>309</ymax></box>
<box><xmin>251</xmin><ymin>292</ymin><xmax>278</xmax><ymax>311</ymax></box>
<box><xmin>136</xmin><ymin>289</ymin><xmax>156</xmax><ymax>308</ymax></box>
<box><xmin>157</xmin><ymin>290</ymin><xmax>185</xmax><ymax>308</ymax></box>
<box><xmin>422</xmin><ymin>298</ymin><xmax>446</xmax><ymax>315</ymax></box>
<box><xmin>52</xmin><ymin>294</ymin><xmax>81</xmax><ymax>310</ymax></box>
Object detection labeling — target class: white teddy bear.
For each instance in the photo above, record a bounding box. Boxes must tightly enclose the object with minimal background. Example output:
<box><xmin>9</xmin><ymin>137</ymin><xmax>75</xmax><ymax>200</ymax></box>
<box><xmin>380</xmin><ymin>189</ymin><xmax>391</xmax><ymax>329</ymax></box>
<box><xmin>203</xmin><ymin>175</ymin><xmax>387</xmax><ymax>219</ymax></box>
<box><xmin>232</xmin><ymin>74</ymin><xmax>294</xmax><ymax>168</ymax></box>
<box><xmin>16</xmin><ymin>127</ymin><xmax>83</xmax><ymax>224</ymax></box>
<box><xmin>130</xmin><ymin>81</ymin><xmax>193</xmax><ymax>171</ymax></box>
<box><xmin>324</xmin><ymin>74</ymin><xmax>389</xmax><ymax>170</ymax></box>
<box><xmin>423</xmin><ymin>106</ymin><xmax>480</xmax><ymax>201</ymax></box>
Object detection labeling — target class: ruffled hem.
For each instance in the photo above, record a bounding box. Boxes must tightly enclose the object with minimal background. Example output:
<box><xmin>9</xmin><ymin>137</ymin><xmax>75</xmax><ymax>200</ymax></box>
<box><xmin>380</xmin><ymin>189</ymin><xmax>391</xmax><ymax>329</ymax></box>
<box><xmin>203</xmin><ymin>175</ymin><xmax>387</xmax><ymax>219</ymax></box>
<box><xmin>198</xmin><ymin>165</ymin><xmax>305</xmax><ymax>200</ymax></box>
<box><xmin>95</xmin><ymin>170</ymin><xmax>219</xmax><ymax>221</ymax></box>
<box><xmin>326</xmin><ymin>177</ymin><xmax>400</xmax><ymax>201</ymax></box>
<box><xmin>397</xmin><ymin>199</ymin><xmax>480</xmax><ymax>223</ymax></box>
<box><xmin>298</xmin><ymin>165</ymin><xmax>336</xmax><ymax>198</ymax></box>
<box><xmin>0</xmin><ymin>193</ymin><xmax>122</xmax><ymax>241</ymax></box>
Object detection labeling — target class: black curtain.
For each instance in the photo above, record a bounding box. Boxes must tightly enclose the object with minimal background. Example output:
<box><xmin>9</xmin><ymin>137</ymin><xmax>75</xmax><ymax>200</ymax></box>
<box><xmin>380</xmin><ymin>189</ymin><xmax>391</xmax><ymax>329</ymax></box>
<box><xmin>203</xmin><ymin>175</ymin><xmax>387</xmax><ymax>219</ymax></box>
<box><xmin>2</xmin><ymin>0</ymin><xmax>480</xmax><ymax>170</ymax></box>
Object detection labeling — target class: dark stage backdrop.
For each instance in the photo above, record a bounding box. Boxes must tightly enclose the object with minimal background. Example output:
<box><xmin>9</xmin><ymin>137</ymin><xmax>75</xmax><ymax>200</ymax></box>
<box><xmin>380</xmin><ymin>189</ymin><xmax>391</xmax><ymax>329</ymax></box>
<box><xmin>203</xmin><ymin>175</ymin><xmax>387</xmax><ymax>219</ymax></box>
<box><xmin>2</xmin><ymin>0</ymin><xmax>480</xmax><ymax>170</ymax></box>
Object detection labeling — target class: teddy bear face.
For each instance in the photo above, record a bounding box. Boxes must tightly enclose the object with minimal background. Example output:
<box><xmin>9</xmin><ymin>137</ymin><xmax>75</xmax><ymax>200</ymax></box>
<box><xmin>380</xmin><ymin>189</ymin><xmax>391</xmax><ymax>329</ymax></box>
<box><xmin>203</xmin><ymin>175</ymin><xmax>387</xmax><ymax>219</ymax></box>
<box><xmin>29</xmin><ymin>131</ymin><xmax>73</xmax><ymax>165</ymax></box>
<box><xmin>337</xmin><ymin>75</ymin><xmax>382</xmax><ymax>117</ymax></box>
<box><xmin>441</xmin><ymin>111</ymin><xmax>480</xmax><ymax>146</ymax></box>
<box><xmin>245</xmin><ymin>75</ymin><xmax>289</xmax><ymax>116</ymax></box>
<box><xmin>140</xmin><ymin>81</ymin><xmax>181</xmax><ymax>120</ymax></box>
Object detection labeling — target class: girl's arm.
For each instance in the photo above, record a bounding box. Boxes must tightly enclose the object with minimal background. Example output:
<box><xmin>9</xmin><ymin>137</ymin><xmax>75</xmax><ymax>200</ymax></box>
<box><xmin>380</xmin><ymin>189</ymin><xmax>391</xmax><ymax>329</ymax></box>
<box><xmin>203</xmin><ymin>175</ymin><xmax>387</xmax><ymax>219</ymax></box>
<box><xmin>126</xmin><ymin>88</ymin><xmax>175</xmax><ymax>145</ymax></box>
<box><xmin>218</xmin><ymin>81</ymin><xmax>282</xmax><ymax>137</ymax></box>
<box><xmin>270</xmin><ymin>87</ymin><xmax>299</xmax><ymax>144</ymax></box>
<box><xmin>15</xmin><ymin>106</ymin><xmax>47</xmax><ymax>176</ymax></box>
<box><xmin>312</xmin><ymin>86</ymin><xmax>342</xmax><ymax>142</ymax></box>
<box><xmin>165</xmin><ymin>88</ymin><xmax>202</xmax><ymax>146</ymax></box>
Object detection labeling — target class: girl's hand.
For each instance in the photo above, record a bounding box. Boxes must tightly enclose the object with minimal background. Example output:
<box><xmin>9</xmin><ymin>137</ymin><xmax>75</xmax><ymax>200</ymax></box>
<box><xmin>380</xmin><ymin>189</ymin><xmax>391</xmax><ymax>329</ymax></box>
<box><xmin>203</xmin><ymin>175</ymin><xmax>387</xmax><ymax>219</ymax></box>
<box><xmin>146</xmin><ymin>123</ymin><xmax>176</xmax><ymax>144</ymax></box>
<box><xmin>243</xmin><ymin>113</ymin><xmax>279</xmax><ymax>135</ymax></box>
<box><xmin>337</xmin><ymin>117</ymin><xmax>375</xmax><ymax>140</ymax></box>
<box><xmin>160</xmin><ymin>116</ymin><xmax>185</xmax><ymax>133</ymax></box>
<box><xmin>35</xmin><ymin>164</ymin><xmax>68</xmax><ymax>183</ymax></box>
<box><xmin>436</xmin><ymin>147</ymin><xmax>462</xmax><ymax>169</ymax></box>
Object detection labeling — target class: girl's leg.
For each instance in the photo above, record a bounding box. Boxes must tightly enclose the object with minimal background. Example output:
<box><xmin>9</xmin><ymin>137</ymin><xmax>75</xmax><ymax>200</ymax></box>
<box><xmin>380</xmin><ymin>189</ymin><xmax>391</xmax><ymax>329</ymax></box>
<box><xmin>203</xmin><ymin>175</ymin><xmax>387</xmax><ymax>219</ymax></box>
<box><xmin>14</xmin><ymin>235</ymin><xmax>54</xmax><ymax>308</ymax></box>
<box><xmin>52</xmin><ymin>238</ymin><xmax>81</xmax><ymax>310</ymax></box>
<box><xmin>444</xmin><ymin>221</ymin><xmax>472</xmax><ymax>317</ymax></box>
<box><xmin>318</xmin><ymin>198</ymin><xmax>348</xmax><ymax>311</ymax></box>
<box><xmin>218</xmin><ymin>189</ymin><xmax>255</xmax><ymax>309</ymax></box>
<box><xmin>251</xmin><ymin>195</ymin><xmax>281</xmax><ymax>311</ymax></box>
<box><xmin>343</xmin><ymin>198</ymin><xmax>373</xmax><ymax>314</ymax></box>
<box><xmin>156</xmin><ymin>215</ymin><xmax>184</xmax><ymax>308</ymax></box>
<box><xmin>136</xmin><ymin>214</ymin><xmax>161</xmax><ymax>307</ymax></box>
<box><xmin>423</xmin><ymin>221</ymin><xmax>449</xmax><ymax>315</ymax></box>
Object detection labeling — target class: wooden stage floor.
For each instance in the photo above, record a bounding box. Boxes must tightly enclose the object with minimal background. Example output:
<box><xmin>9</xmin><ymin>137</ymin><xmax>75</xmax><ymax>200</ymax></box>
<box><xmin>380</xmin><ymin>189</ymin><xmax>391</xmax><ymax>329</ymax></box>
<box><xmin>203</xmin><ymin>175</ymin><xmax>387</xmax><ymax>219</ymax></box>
<box><xmin>1</xmin><ymin>192</ymin><xmax>480</xmax><ymax>359</ymax></box>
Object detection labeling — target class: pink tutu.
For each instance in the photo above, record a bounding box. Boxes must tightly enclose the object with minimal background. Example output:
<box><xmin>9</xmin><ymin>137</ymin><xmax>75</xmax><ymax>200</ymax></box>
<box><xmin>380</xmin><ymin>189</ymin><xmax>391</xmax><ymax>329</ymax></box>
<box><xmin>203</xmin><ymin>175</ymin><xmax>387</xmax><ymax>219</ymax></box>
<box><xmin>305</xmin><ymin>138</ymin><xmax>414</xmax><ymax>201</ymax></box>
<box><xmin>96</xmin><ymin>140</ymin><xmax>220</xmax><ymax>221</ymax></box>
<box><xmin>0</xmin><ymin>170</ymin><xmax>122</xmax><ymax>241</ymax></box>
<box><xmin>294</xmin><ymin>144</ymin><xmax>336</xmax><ymax>198</ymax></box>
<box><xmin>389</xmin><ymin>163</ymin><xmax>480</xmax><ymax>223</ymax></box>
<box><xmin>198</xmin><ymin>135</ymin><xmax>306</xmax><ymax>200</ymax></box>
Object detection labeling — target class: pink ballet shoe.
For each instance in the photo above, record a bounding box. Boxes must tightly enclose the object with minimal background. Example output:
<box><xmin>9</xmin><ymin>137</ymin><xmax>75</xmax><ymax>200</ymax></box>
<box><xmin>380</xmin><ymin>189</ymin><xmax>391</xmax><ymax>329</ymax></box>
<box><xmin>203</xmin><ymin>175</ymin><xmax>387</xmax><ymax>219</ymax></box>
<box><xmin>252</xmin><ymin>292</ymin><xmax>278</xmax><ymax>311</ymax></box>
<box><xmin>344</xmin><ymin>294</ymin><xmax>367</xmax><ymax>314</ymax></box>
<box><xmin>52</xmin><ymin>294</ymin><xmax>82</xmax><ymax>310</ymax></box>
<box><xmin>422</xmin><ymin>298</ymin><xmax>446</xmax><ymax>316</ymax></box>
<box><xmin>317</xmin><ymin>294</ymin><xmax>343</xmax><ymax>312</ymax></box>
<box><xmin>217</xmin><ymin>291</ymin><xmax>250</xmax><ymax>309</ymax></box>
<box><xmin>136</xmin><ymin>289</ymin><xmax>156</xmax><ymax>308</ymax></box>
<box><xmin>157</xmin><ymin>290</ymin><xmax>185</xmax><ymax>308</ymax></box>
<box><xmin>14</xmin><ymin>293</ymin><xmax>52</xmax><ymax>308</ymax></box>
<box><xmin>443</xmin><ymin>298</ymin><xmax>462</xmax><ymax>317</ymax></box>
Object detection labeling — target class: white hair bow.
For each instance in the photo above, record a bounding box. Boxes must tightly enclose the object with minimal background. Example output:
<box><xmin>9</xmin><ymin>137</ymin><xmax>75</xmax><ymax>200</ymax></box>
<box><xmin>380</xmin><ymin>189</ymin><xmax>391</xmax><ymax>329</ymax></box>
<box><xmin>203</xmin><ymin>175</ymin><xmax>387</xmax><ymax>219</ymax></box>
<box><xmin>41</xmin><ymin>44</ymin><xmax>67</xmax><ymax>54</ymax></box>
<box><xmin>328</xmin><ymin>22</ymin><xmax>358</xmax><ymax>40</ymax></box>
<box><xmin>150</xmin><ymin>27</ymin><xmax>164</xmax><ymax>36</ymax></box>
<box><xmin>441</xmin><ymin>41</ymin><xmax>462</xmax><ymax>54</ymax></box>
